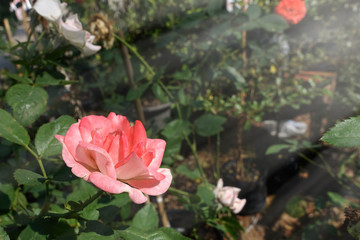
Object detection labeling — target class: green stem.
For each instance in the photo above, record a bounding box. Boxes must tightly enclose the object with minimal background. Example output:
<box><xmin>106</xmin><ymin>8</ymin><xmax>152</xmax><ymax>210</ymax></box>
<box><xmin>298</xmin><ymin>153</ymin><xmax>322</xmax><ymax>169</ymax></box>
<box><xmin>184</xmin><ymin>135</ymin><xmax>205</xmax><ymax>180</ymax></box>
<box><xmin>168</xmin><ymin>187</ymin><xmax>190</xmax><ymax>197</ymax></box>
<box><xmin>175</xmin><ymin>102</ymin><xmax>183</xmax><ymax>120</ymax></box>
<box><xmin>158</xmin><ymin>80</ymin><xmax>174</xmax><ymax>99</ymax></box>
<box><xmin>158</xmin><ymin>81</ymin><xmax>182</xmax><ymax>119</ymax></box>
<box><xmin>114</xmin><ymin>34</ymin><xmax>155</xmax><ymax>76</ymax></box>
<box><xmin>215</xmin><ymin>133</ymin><xmax>220</xmax><ymax>179</ymax></box>
<box><xmin>46</xmin><ymin>190</ymin><xmax>104</xmax><ymax>219</ymax></box>
<box><xmin>24</xmin><ymin>145</ymin><xmax>47</xmax><ymax>178</ymax></box>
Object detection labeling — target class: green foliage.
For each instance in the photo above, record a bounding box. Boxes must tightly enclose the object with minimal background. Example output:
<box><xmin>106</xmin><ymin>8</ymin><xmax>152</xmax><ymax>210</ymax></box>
<box><xmin>131</xmin><ymin>204</ymin><xmax>159</xmax><ymax>231</ymax></box>
<box><xmin>347</xmin><ymin>221</ymin><xmax>360</xmax><ymax>240</ymax></box>
<box><xmin>224</xmin><ymin>66</ymin><xmax>247</xmax><ymax>90</ymax></box>
<box><xmin>194</xmin><ymin>114</ymin><xmax>227</xmax><ymax>137</ymax></box>
<box><xmin>162</xmin><ymin>119</ymin><xmax>191</xmax><ymax>139</ymax></box>
<box><xmin>258</xmin><ymin>14</ymin><xmax>289</xmax><ymax>32</ymax></box>
<box><xmin>0</xmin><ymin>183</ymin><xmax>15</xmax><ymax>210</ymax></box>
<box><xmin>5</xmin><ymin>84</ymin><xmax>48</xmax><ymax>126</ymax></box>
<box><xmin>265</xmin><ymin>144</ymin><xmax>290</xmax><ymax>155</ymax></box>
<box><xmin>35</xmin><ymin>115</ymin><xmax>76</xmax><ymax>157</ymax></box>
<box><xmin>285</xmin><ymin>196</ymin><xmax>307</xmax><ymax>218</ymax></box>
<box><xmin>152</xmin><ymin>83</ymin><xmax>169</xmax><ymax>103</ymax></box>
<box><xmin>246</xmin><ymin>4</ymin><xmax>262</xmax><ymax>20</ymax></box>
<box><xmin>176</xmin><ymin>164</ymin><xmax>201</xmax><ymax>180</ymax></box>
<box><xmin>0</xmin><ymin>109</ymin><xmax>30</xmax><ymax>146</ymax></box>
<box><xmin>126</xmin><ymin>82</ymin><xmax>151</xmax><ymax>101</ymax></box>
<box><xmin>14</xmin><ymin>169</ymin><xmax>46</xmax><ymax>186</ymax></box>
<box><xmin>0</xmin><ymin>226</ymin><xmax>10</xmax><ymax>240</ymax></box>
<box><xmin>321</xmin><ymin>116</ymin><xmax>360</xmax><ymax>147</ymax></box>
<box><xmin>115</xmin><ymin>226</ymin><xmax>190</xmax><ymax>240</ymax></box>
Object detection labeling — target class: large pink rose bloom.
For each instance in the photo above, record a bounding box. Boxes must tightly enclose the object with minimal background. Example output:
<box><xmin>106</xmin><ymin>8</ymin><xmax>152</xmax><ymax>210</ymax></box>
<box><xmin>55</xmin><ymin>112</ymin><xmax>172</xmax><ymax>204</ymax></box>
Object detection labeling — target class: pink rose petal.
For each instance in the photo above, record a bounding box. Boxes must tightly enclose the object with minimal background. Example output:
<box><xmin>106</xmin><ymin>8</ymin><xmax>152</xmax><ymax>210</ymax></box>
<box><xmin>89</xmin><ymin>172</ymin><xmax>147</xmax><ymax>204</ymax></box>
<box><xmin>146</xmin><ymin>139</ymin><xmax>166</xmax><ymax>170</ymax></box>
<box><xmin>76</xmin><ymin>141</ymin><xmax>116</xmax><ymax>179</ymax></box>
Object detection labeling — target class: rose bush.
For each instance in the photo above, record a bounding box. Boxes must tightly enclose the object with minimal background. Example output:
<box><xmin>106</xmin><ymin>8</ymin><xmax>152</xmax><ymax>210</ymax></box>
<box><xmin>55</xmin><ymin>112</ymin><xmax>172</xmax><ymax>204</ymax></box>
<box><xmin>275</xmin><ymin>0</ymin><xmax>307</xmax><ymax>25</ymax></box>
<box><xmin>213</xmin><ymin>178</ymin><xmax>246</xmax><ymax>214</ymax></box>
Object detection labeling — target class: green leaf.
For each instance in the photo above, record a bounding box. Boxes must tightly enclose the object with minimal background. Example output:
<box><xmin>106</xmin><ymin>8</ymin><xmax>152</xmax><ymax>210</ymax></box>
<box><xmin>66</xmin><ymin>181</ymin><xmax>98</xmax><ymax>203</ymax></box>
<box><xmin>265</xmin><ymin>144</ymin><xmax>290</xmax><ymax>155</ymax></box>
<box><xmin>194</xmin><ymin>114</ymin><xmax>227</xmax><ymax>137</ymax></box>
<box><xmin>6</xmin><ymin>84</ymin><xmax>48</xmax><ymax>126</ymax></box>
<box><xmin>327</xmin><ymin>192</ymin><xmax>348</xmax><ymax>207</ymax></box>
<box><xmin>81</xmin><ymin>202</ymin><xmax>100</xmax><ymax>220</ymax></box>
<box><xmin>5</xmin><ymin>72</ymin><xmax>32</xmax><ymax>84</ymax></box>
<box><xmin>126</xmin><ymin>82</ymin><xmax>150</xmax><ymax>101</ymax></box>
<box><xmin>348</xmin><ymin>221</ymin><xmax>360</xmax><ymax>239</ymax></box>
<box><xmin>285</xmin><ymin>196</ymin><xmax>307</xmax><ymax>218</ymax></box>
<box><xmin>78</xmin><ymin>232</ymin><xmax>114</xmax><ymax>240</ymax></box>
<box><xmin>18</xmin><ymin>218</ymin><xmax>73</xmax><ymax>240</ymax></box>
<box><xmin>196</xmin><ymin>183</ymin><xmax>215</xmax><ymax>205</ymax></box>
<box><xmin>206</xmin><ymin>0</ymin><xmax>223</xmax><ymax>15</ymax></box>
<box><xmin>246</xmin><ymin>4</ymin><xmax>261</xmax><ymax>20</ymax></box>
<box><xmin>35</xmin><ymin>115</ymin><xmax>76</xmax><ymax>157</ymax></box>
<box><xmin>131</xmin><ymin>204</ymin><xmax>158</xmax><ymax>232</ymax></box>
<box><xmin>321</xmin><ymin>116</ymin><xmax>360</xmax><ymax>147</ymax></box>
<box><xmin>225</xmin><ymin>66</ymin><xmax>246</xmax><ymax>90</ymax></box>
<box><xmin>176</xmin><ymin>164</ymin><xmax>201</xmax><ymax>180</ymax></box>
<box><xmin>115</xmin><ymin>227</ymin><xmax>190</xmax><ymax>240</ymax></box>
<box><xmin>18</xmin><ymin>225</ymin><xmax>47</xmax><ymax>240</ymax></box>
<box><xmin>0</xmin><ymin>109</ymin><xmax>30</xmax><ymax>146</ymax></box>
<box><xmin>161</xmin><ymin>119</ymin><xmax>191</xmax><ymax>139</ymax></box>
<box><xmin>35</xmin><ymin>72</ymin><xmax>60</xmax><ymax>86</ymax></box>
<box><xmin>35</xmin><ymin>72</ymin><xmax>78</xmax><ymax>87</ymax></box>
<box><xmin>14</xmin><ymin>169</ymin><xmax>46</xmax><ymax>186</ymax></box>
<box><xmin>152</xmin><ymin>83</ymin><xmax>169</xmax><ymax>103</ymax></box>
<box><xmin>0</xmin><ymin>183</ymin><xmax>15</xmax><ymax>210</ymax></box>
<box><xmin>0</xmin><ymin>226</ymin><xmax>10</xmax><ymax>240</ymax></box>
<box><xmin>219</xmin><ymin>216</ymin><xmax>244</xmax><ymax>239</ymax></box>
<box><xmin>258</xmin><ymin>14</ymin><xmax>289</xmax><ymax>32</ymax></box>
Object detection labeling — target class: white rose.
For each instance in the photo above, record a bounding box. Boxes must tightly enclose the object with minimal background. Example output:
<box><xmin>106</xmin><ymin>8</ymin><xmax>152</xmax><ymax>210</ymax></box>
<box><xmin>33</xmin><ymin>0</ymin><xmax>67</xmax><ymax>21</ymax></box>
<box><xmin>59</xmin><ymin>14</ymin><xmax>101</xmax><ymax>56</ymax></box>
<box><xmin>214</xmin><ymin>178</ymin><xmax>247</xmax><ymax>214</ymax></box>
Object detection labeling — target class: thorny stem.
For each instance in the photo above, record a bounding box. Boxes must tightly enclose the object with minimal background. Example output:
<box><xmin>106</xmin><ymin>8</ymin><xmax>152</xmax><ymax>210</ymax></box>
<box><xmin>184</xmin><ymin>135</ymin><xmax>206</xmax><ymax>180</ymax></box>
<box><xmin>215</xmin><ymin>132</ymin><xmax>221</xmax><ymax>179</ymax></box>
<box><xmin>168</xmin><ymin>187</ymin><xmax>191</xmax><ymax>197</ymax></box>
<box><xmin>158</xmin><ymin>81</ymin><xmax>183</xmax><ymax>120</ymax></box>
<box><xmin>24</xmin><ymin>145</ymin><xmax>47</xmax><ymax>179</ymax></box>
<box><xmin>45</xmin><ymin>190</ymin><xmax>104</xmax><ymax>219</ymax></box>
<box><xmin>23</xmin><ymin>145</ymin><xmax>51</xmax><ymax>216</ymax></box>
<box><xmin>114</xmin><ymin>34</ymin><xmax>155</xmax><ymax>76</ymax></box>
<box><xmin>117</xmin><ymin>30</ymin><xmax>146</xmax><ymax>126</ymax></box>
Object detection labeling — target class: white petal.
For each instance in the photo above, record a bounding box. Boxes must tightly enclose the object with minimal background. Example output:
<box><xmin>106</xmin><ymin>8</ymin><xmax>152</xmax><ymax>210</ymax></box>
<box><xmin>33</xmin><ymin>0</ymin><xmax>63</xmax><ymax>21</ymax></box>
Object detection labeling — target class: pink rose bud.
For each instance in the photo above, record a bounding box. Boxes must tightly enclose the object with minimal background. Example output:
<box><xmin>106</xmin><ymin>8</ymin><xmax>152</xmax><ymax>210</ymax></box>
<box><xmin>55</xmin><ymin>112</ymin><xmax>172</xmax><ymax>204</ymax></box>
<box><xmin>214</xmin><ymin>178</ymin><xmax>246</xmax><ymax>214</ymax></box>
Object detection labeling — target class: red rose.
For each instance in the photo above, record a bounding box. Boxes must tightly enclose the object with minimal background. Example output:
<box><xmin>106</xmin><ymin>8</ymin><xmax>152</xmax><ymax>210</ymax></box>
<box><xmin>275</xmin><ymin>0</ymin><xmax>307</xmax><ymax>25</ymax></box>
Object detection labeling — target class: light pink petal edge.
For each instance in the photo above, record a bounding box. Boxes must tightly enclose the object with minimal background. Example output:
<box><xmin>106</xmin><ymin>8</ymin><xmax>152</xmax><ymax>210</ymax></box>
<box><xmin>55</xmin><ymin>135</ymin><xmax>91</xmax><ymax>180</ymax></box>
<box><xmin>134</xmin><ymin>168</ymin><xmax>172</xmax><ymax>196</ymax></box>
<box><xmin>146</xmin><ymin>139</ymin><xmax>166</xmax><ymax>170</ymax></box>
<box><xmin>89</xmin><ymin>172</ymin><xmax>147</xmax><ymax>204</ymax></box>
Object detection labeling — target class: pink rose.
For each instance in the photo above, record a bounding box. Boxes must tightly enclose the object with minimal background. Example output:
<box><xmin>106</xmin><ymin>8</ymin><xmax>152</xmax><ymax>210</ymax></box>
<box><xmin>213</xmin><ymin>178</ymin><xmax>246</xmax><ymax>214</ymax></box>
<box><xmin>55</xmin><ymin>112</ymin><xmax>172</xmax><ymax>204</ymax></box>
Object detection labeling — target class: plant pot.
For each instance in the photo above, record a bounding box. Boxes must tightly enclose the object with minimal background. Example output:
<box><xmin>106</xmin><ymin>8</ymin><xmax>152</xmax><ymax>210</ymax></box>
<box><xmin>143</xmin><ymin>102</ymin><xmax>171</xmax><ymax>133</ymax></box>
<box><xmin>221</xmin><ymin>159</ymin><xmax>267</xmax><ymax>215</ymax></box>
